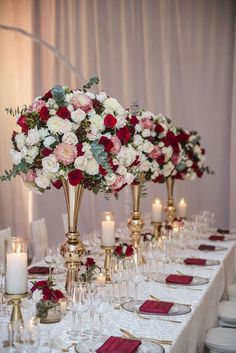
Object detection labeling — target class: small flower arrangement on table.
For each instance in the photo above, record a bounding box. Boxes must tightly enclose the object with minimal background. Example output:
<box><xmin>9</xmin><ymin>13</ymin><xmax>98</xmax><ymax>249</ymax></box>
<box><xmin>79</xmin><ymin>257</ymin><xmax>101</xmax><ymax>282</ymax></box>
<box><xmin>114</xmin><ymin>243</ymin><xmax>134</xmax><ymax>258</ymax></box>
<box><xmin>31</xmin><ymin>276</ymin><xmax>65</xmax><ymax>323</ymax></box>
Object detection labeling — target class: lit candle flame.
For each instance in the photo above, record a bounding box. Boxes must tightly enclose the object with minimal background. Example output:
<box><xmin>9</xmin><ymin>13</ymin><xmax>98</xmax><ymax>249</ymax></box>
<box><xmin>106</xmin><ymin>214</ymin><xmax>111</xmax><ymax>221</ymax></box>
<box><xmin>154</xmin><ymin>198</ymin><xmax>161</xmax><ymax>205</ymax></box>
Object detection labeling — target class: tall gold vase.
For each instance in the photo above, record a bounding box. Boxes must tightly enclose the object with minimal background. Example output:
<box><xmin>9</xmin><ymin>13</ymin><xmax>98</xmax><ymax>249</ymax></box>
<box><xmin>164</xmin><ymin>176</ymin><xmax>176</xmax><ymax>225</ymax></box>
<box><xmin>127</xmin><ymin>173</ymin><xmax>145</xmax><ymax>249</ymax></box>
<box><xmin>60</xmin><ymin>180</ymin><xmax>84</xmax><ymax>291</ymax></box>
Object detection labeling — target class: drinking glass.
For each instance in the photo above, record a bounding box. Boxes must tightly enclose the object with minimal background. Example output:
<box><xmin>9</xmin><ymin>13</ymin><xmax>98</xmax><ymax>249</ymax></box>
<box><xmin>14</xmin><ymin>319</ymin><xmax>40</xmax><ymax>353</ymax></box>
<box><xmin>95</xmin><ymin>288</ymin><xmax>111</xmax><ymax>339</ymax></box>
<box><xmin>122</xmin><ymin>257</ymin><xmax>135</xmax><ymax>301</ymax></box>
<box><xmin>44</xmin><ymin>247</ymin><xmax>57</xmax><ymax>276</ymax></box>
<box><xmin>132</xmin><ymin>270</ymin><xmax>143</xmax><ymax>305</ymax></box>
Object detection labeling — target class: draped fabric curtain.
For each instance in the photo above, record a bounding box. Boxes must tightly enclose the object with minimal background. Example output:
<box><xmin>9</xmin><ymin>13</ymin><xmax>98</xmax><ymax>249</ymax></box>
<box><xmin>0</xmin><ymin>0</ymin><xmax>235</xmax><ymax>245</ymax></box>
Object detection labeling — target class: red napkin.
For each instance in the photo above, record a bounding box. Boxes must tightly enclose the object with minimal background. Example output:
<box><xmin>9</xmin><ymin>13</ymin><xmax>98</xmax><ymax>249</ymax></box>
<box><xmin>139</xmin><ymin>300</ymin><xmax>174</xmax><ymax>314</ymax></box>
<box><xmin>217</xmin><ymin>228</ymin><xmax>229</xmax><ymax>234</ymax></box>
<box><xmin>28</xmin><ymin>266</ymin><xmax>52</xmax><ymax>274</ymax></box>
<box><xmin>166</xmin><ymin>274</ymin><xmax>193</xmax><ymax>284</ymax></box>
<box><xmin>198</xmin><ymin>244</ymin><xmax>215</xmax><ymax>251</ymax></box>
<box><xmin>209</xmin><ymin>235</ymin><xmax>225</xmax><ymax>241</ymax></box>
<box><xmin>184</xmin><ymin>258</ymin><xmax>206</xmax><ymax>266</ymax></box>
<box><xmin>96</xmin><ymin>336</ymin><xmax>141</xmax><ymax>353</ymax></box>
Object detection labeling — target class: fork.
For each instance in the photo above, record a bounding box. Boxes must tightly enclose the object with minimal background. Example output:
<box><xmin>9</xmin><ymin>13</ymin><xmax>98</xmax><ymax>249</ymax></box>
<box><xmin>149</xmin><ymin>294</ymin><xmax>192</xmax><ymax>307</ymax></box>
<box><xmin>120</xmin><ymin>328</ymin><xmax>172</xmax><ymax>345</ymax></box>
<box><xmin>135</xmin><ymin>310</ymin><xmax>182</xmax><ymax>323</ymax></box>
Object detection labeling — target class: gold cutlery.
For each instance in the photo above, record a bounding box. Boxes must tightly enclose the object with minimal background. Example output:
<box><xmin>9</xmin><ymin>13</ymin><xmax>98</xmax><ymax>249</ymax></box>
<box><xmin>176</xmin><ymin>270</ymin><xmax>210</xmax><ymax>280</ymax></box>
<box><xmin>61</xmin><ymin>343</ymin><xmax>76</xmax><ymax>352</ymax></box>
<box><xmin>120</xmin><ymin>328</ymin><xmax>172</xmax><ymax>345</ymax></box>
<box><xmin>135</xmin><ymin>310</ymin><xmax>182</xmax><ymax>323</ymax></box>
<box><xmin>149</xmin><ymin>294</ymin><xmax>192</xmax><ymax>307</ymax></box>
<box><xmin>165</xmin><ymin>284</ymin><xmax>202</xmax><ymax>291</ymax></box>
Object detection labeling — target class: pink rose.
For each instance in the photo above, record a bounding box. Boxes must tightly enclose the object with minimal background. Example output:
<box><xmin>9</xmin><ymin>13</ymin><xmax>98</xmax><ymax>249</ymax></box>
<box><xmin>28</xmin><ymin>100</ymin><xmax>46</xmax><ymax>113</ymax></box>
<box><xmin>112</xmin><ymin>175</ymin><xmax>125</xmax><ymax>191</ymax></box>
<box><xmin>172</xmin><ymin>154</ymin><xmax>180</xmax><ymax>165</ymax></box>
<box><xmin>110</xmin><ymin>136</ymin><xmax>121</xmax><ymax>154</ymax></box>
<box><xmin>21</xmin><ymin>169</ymin><xmax>36</xmax><ymax>183</ymax></box>
<box><xmin>140</xmin><ymin>118</ymin><xmax>154</xmax><ymax>130</ymax></box>
<box><xmin>149</xmin><ymin>146</ymin><xmax>161</xmax><ymax>159</ymax></box>
<box><xmin>70</xmin><ymin>93</ymin><xmax>93</xmax><ymax>112</ymax></box>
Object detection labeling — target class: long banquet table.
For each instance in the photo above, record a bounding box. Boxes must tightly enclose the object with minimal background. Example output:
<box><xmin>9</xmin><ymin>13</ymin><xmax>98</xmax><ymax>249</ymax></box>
<box><xmin>2</xmin><ymin>229</ymin><xmax>236</xmax><ymax>353</ymax></box>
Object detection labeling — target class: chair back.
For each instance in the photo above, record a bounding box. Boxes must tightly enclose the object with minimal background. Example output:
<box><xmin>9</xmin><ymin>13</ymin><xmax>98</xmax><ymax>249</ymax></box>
<box><xmin>0</xmin><ymin>227</ymin><xmax>11</xmax><ymax>263</ymax></box>
<box><xmin>31</xmin><ymin>218</ymin><xmax>48</xmax><ymax>263</ymax></box>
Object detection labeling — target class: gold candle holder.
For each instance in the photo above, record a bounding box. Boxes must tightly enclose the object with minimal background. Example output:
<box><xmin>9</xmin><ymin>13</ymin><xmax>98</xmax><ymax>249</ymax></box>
<box><xmin>151</xmin><ymin>221</ymin><xmax>162</xmax><ymax>242</ymax></box>
<box><xmin>128</xmin><ymin>173</ymin><xmax>145</xmax><ymax>249</ymax></box>
<box><xmin>4</xmin><ymin>292</ymin><xmax>29</xmax><ymax>323</ymax></box>
<box><xmin>101</xmin><ymin>246</ymin><xmax>114</xmax><ymax>283</ymax></box>
<box><xmin>164</xmin><ymin>177</ymin><xmax>176</xmax><ymax>225</ymax></box>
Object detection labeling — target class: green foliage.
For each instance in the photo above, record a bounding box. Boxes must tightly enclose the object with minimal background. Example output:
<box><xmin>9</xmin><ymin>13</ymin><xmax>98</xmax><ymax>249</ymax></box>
<box><xmin>51</xmin><ymin>85</ymin><xmax>67</xmax><ymax>107</ymax></box>
<box><xmin>0</xmin><ymin>159</ymin><xmax>29</xmax><ymax>181</ymax></box>
<box><xmin>91</xmin><ymin>141</ymin><xmax>110</xmax><ymax>170</ymax></box>
<box><xmin>82</xmin><ymin>76</ymin><xmax>99</xmax><ymax>91</ymax></box>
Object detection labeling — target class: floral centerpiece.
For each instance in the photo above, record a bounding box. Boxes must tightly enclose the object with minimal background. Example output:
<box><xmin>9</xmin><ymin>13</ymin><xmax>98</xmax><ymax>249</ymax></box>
<box><xmin>114</xmin><ymin>243</ymin><xmax>134</xmax><ymax>258</ymax></box>
<box><xmin>31</xmin><ymin>277</ymin><xmax>65</xmax><ymax>323</ymax></box>
<box><xmin>1</xmin><ymin>77</ymin><xmax>140</xmax><ymax>194</ymax></box>
<box><xmin>79</xmin><ymin>257</ymin><xmax>101</xmax><ymax>282</ymax></box>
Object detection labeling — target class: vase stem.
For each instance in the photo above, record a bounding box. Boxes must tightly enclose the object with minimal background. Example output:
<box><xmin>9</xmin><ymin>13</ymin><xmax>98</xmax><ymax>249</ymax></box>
<box><xmin>165</xmin><ymin>177</ymin><xmax>176</xmax><ymax>225</ymax></box>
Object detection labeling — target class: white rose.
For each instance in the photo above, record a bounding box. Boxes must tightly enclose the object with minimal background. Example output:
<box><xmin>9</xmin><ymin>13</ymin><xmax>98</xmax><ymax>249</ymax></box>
<box><xmin>116</xmin><ymin>115</ymin><xmax>127</xmax><ymax>129</ymax></box>
<box><xmin>117</xmin><ymin>146</ymin><xmax>137</xmax><ymax>167</ymax></box>
<box><xmin>133</xmin><ymin>135</ymin><xmax>143</xmax><ymax>146</ymax></box>
<box><xmin>159</xmin><ymin>142</ymin><xmax>164</xmax><ymax>148</ymax></box>
<box><xmin>26</xmin><ymin>129</ymin><xmax>40</xmax><ymax>146</ymax></box>
<box><xmin>62</xmin><ymin>132</ymin><xmax>78</xmax><ymax>145</ymax></box>
<box><xmin>194</xmin><ymin>145</ymin><xmax>201</xmax><ymax>154</ymax></box>
<box><xmin>10</xmin><ymin>150</ymin><xmax>22</xmax><ymax>165</ymax></box>
<box><xmin>38</xmin><ymin>128</ymin><xmax>49</xmax><ymax>139</ymax></box>
<box><xmin>189</xmin><ymin>173</ymin><xmax>196</xmax><ymax>180</ymax></box>
<box><xmin>32</xmin><ymin>289</ymin><xmax>43</xmax><ymax>303</ymax></box>
<box><xmin>35</xmin><ymin>174</ymin><xmax>50</xmax><ymax>189</ymax></box>
<box><xmin>124</xmin><ymin>172</ymin><xmax>135</xmax><ymax>184</ymax></box>
<box><xmin>25</xmin><ymin>156</ymin><xmax>33</xmax><ymax>164</ymax></box>
<box><xmin>74</xmin><ymin>156</ymin><xmax>87</xmax><ymax>171</ymax></box>
<box><xmin>27</xmin><ymin>146</ymin><xmax>38</xmax><ymax>160</ymax></box>
<box><xmin>67</xmin><ymin>104</ymin><xmax>74</xmax><ymax>112</ymax></box>
<box><xmin>163</xmin><ymin>162</ymin><xmax>175</xmax><ymax>177</ymax></box>
<box><xmin>90</xmin><ymin>114</ymin><xmax>105</xmax><ymax>131</ymax></box>
<box><xmin>86</xmin><ymin>91</ymin><xmax>95</xmax><ymax>100</ymax></box>
<box><xmin>42</xmin><ymin>155</ymin><xmax>59</xmax><ymax>174</ymax></box>
<box><xmin>103</xmin><ymin>97</ymin><xmax>122</xmax><ymax>112</ymax></box>
<box><xmin>105</xmin><ymin>173</ymin><xmax>116</xmax><ymax>185</ymax></box>
<box><xmin>96</xmin><ymin>92</ymin><xmax>107</xmax><ymax>103</ymax></box>
<box><xmin>135</xmin><ymin>124</ymin><xmax>142</xmax><ymax>133</ymax></box>
<box><xmin>46</xmin><ymin>98</ymin><xmax>58</xmax><ymax>109</ymax></box>
<box><xmin>142</xmin><ymin>111</ymin><xmax>154</xmax><ymax>119</ymax></box>
<box><xmin>49</xmin><ymin>109</ymin><xmax>56</xmax><ymax>115</ymax></box>
<box><xmin>43</xmin><ymin>136</ymin><xmax>56</xmax><ymax>148</ymax></box>
<box><xmin>15</xmin><ymin>133</ymin><xmax>26</xmax><ymax>150</ymax></box>
<box><xmin>140</xmin><ymin>160</ymin><xmax>151</xmax><ymax>172</ymax></box>
<box><xmin>71</xmin><ymin>108</ymin><xmax>86</xmax><ymax>123</ymax></box>
<box><xmin>186</xmin><ymin>160</ymin><xmax>193</xmax><ymax>167</ymax></box>
<box><xmin>47</xmin><ymin>116</ymin><xmax>63</xmax><ymax>134</ymax></box>
<box><xmin>59</xmin><ymin>119</ymin><xmax>72</xmax><ymax>134</ymax></box>
<box><xmin>86</xmin><ymin>159</ymin><xmax>99</xmax><ymax>175</ymax></box>
<box><xmin>116</xmin><ymin>165</ymin><xmax>127</xmax><ymax>175</ymax></box>
<box><xmin>162</xmin><ymin>146</ymin><xmax>173</xmax><ymax>161</ymax></box>
<box><xmin>142</xmin><ymin>129</ymin><xmax>151</xmax><ymax>138</ymax></box>
<box><xmin>143</xmin><ymin>141</ymin><xmax>154</xmax><ymax>153</ymax></box>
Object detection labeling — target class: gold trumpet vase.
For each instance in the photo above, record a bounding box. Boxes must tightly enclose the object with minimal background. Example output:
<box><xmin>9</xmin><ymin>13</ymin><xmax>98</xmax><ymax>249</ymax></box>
<box><xmin>128</xmin><ymin>173</ymin><xmax>145</xmax><ymax>249</ymax></box>
<box><xmin>164</xmin><ymin>177</ymin><xmax>176</xmax><ymax>225</ymax></box>
<box><xmin>61</xmin><ymin>180</ymin><xmax>84</xmax><ymax>291</ymax></box>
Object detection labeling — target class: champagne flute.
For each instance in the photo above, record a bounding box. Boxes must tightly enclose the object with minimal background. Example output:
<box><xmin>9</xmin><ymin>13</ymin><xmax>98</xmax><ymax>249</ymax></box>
<box><xmin>44</xmin><ymin>247</ymin><xmax>57</xmax><ymax>276</ymax></box>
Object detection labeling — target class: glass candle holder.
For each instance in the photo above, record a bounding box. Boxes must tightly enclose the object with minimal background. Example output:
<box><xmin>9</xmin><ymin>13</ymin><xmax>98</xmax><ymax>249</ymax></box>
<box><xmin>5</xmin><ymin>237</ymin><xmax>27</xmax><ymax>294</ymax></box>
<box><xmin>101</xmin><ymin>212</ymin><xmax>115</xmax><ymax>247</ymax></box>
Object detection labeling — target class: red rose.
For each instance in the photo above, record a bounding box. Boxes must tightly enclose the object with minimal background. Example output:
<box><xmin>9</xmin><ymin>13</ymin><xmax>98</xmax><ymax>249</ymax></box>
<box><xmin>104</xmin><ymin>114</ymin><xmax>117</xmax><ymax>128</ymax></box>
<box><xmin>178</xmin><ymin>131</ymin><xmax>189</xmax><ymax>142</ymax></box>
<box><xmin>53</xmin><ymin>289</ymin><xmax>65</xmax><ymax>300</ymax></box>
<box><xmin>85</xmin><ymin>257</ymin><xmax>96</xmax><ymax>268</ymax></box>
<box><xmin>42</xmin><ymin>89</ymin><xmax>52</xmax><ymax>101</ymax></box>
<box><xmin>115</xmin><ymin>245</ymin><xmax>122</xmax><ymax>256</ymax></box>
<box><xmin>42</xmin><ymin>148</ymin><xmax>53</xmax><ymax>156</ymax></box>
<box><xmin>42</xmin><ymin>287</ymin><xmax>54</xmax><ymax>301</ymax></box>
<box><xmin>99</xmin><ymin>136</ymin><xmax>113</xmax><ymax>153</ymax></box>
<box><xmin>131</xmin><ymin>156</ymin><xmax>140</xmax><ymax>167</ymax></box>
<box><xmin>76</xmin><ymin>143</ymin><xmax>84</xmax><ymax>156</ymax></box>
<box><xmin>116</xmin><ymin>126</ymin><xmax>131</xmax><ymax>145</ymax></box>
<box><xmin>31</xmin><ymin>280</ymin><xmax>48</xmax><ymax>293</ymax></box>
<box><xmin>156</xmin><ymin>154</ymin><xmax>165</xmax><ymax>165</ymax></box>
<box><xmin>125</xmin><ymin>245</ymin><xmax>133</xmax><ymax>257</ymax></box>
<box><xmin>57</xmin><ymin>107</ymin><xmax>71</xmax><ymax>119</ymax></box>
<box><xmin>99</xmin><ymin>165</ymin><xmax>107</xmax><ymax>176</ymax></box>
<box><xmin>39</xmin><ymin>106</ymin><xmax>50</xmax><ymax>122</ymax></box>
<box><xmin>109</xmin><ymin>157</ymin><xmax>118</xmax><ymax>172</ymax></box>
<box><xmin>201</xmin><ymin>148</ymin><xmax>205</xmax><ymax>155</ymax></box>
<box><xmin>197</xmin><ymin>170</ymin><xmax>203</xmax><ymax>178</ymax></box>
<box><xmin>114</xmin><ymin>183</ymin><xmax>127</xmax><ymax>192</ymax></box>
<box><xmin>173</xmin><ymin>144</ymin><xmax>180</xmax><ymax>154</ymax></box>
<box><xmin>92</xmin><ymin>99</ymin><xmax>103</xmax><ymax>114</ymax></box>
<box><xmin>192</xmin><ymin>163</ymin><xmax>198</xmax><ymax>171</ymax></box>
<box><xmin>153</xmin><ymin>175</ymin><xmax>165</xmax><ymax>183</ymax></box>
<box><xmin>68</xmin><ymin>169</ymin><xmax>83</xmax><ymax>186</ymax></box>
<box><xmin>155</xmin><ymin>123</ymin><xmax>164</xmax><ymax>133</ymax></box>
<box><xmin>17</xmin><ymin>115</ymin><xmax>29</xmax><ymax>133</ymax></box>
<box><xmin>52</xmin><ymin>179</ymin><xmax>62</xmax><ymax>189</ymax></box>
<box><xmin>130</xmin><ymin>115</ymin><xmax>139</xmax><ymax>126</ymax></box>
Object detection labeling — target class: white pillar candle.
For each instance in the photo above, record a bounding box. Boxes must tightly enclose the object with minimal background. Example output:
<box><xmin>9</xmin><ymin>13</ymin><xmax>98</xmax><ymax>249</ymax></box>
<box><xmin>101</xmin><ymin>213</ymin><xmax>115</xmax><ymax>247</ymax></box>
<box><xmin>178</xmin><ymin>198</ymin><xmax>187</xmax><ymax>218</ymax></box>
<box><xmin>6</xmin><ymin>247</ymin><xmax>27</xmax><ymax>294</ymax></box>
<box><xmin>152</xmin><ymin>198</ymin><xmax>162</xmax><ymax>222</ymax></box>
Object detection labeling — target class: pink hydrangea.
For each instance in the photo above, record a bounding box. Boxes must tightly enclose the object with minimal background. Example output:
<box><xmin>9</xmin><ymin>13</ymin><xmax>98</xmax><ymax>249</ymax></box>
<box><xmin>53</xmin><ymin>143</ymin><xmax>77</xmax><ymax>166</ymax></box>
<box><xmin>149</xmin><ymin>146</ymin><xmax>161</xmax><ymax>159</ymax></box>
<box><xmin>110</xmin><ymin>136</ymin><xmax>121</xmax><ymax>154</ymax></box>
<box><xmin>140</xmin><ymin>118</ymin><xmax>154</xmax><ymax>130</ymax></box>
<box><xmin>28</xmin><ymin>100</ymin><xmax>46</xmax><ymax>113</ymax></box>
<box><xmin>70</xmin><ymin>93</ymin><xmax>93</xmax><ymax>112</ymax></box>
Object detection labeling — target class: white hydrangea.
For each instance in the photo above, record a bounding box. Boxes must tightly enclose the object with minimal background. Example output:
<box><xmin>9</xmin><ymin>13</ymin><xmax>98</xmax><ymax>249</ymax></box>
<box><xmin>142</xmin><ymin>129</ymin><xmax>151</xmax><ymax>138</ymax></box>
<box><xmin>116</xmin><ymin>115</ymin><xmax>127</xmax><ymax>129</ymax></box>
<box><xmin>96</xmin><ymin>92</ymin><xmax>107</xmax><ymax>103</ymax></box>
<box><xmin>117</xmin><ymin>146</ymin><xmax>137</xmax><ymax>167</ymax></box>
<box><xmin>35</xmin><ymin>173</ymin><xmax>50</xmax><ymax>189</ymax></box>
<box><xmin>89</xmin><ymin>114</ymin><xmax>105</xmax><ymax>131</ymax></box>
<box><xmin>133</xmin><ymin>135</ymin><xmax>143</xmax><ymax>146</ymax></box>
<box><xmin>71</xmin><ymin>108</ymin><xmax>86</xmax><ymax>123</ymax></box>
<box><xmin>74</xmin><ymin>156</ymin><xmax>87</xmax><ymax>171</ymax></box>
<box><xmin>15</xmin><ymin>133</ymin><xmax>26</xmax><ymax>150</ymax></box>
<box><xmin>42</xmin><ymin>155</ymin><xmax>59</xmax><ymax>174</ymax></box>
<box><xmin>27</xmin><ymin>146</ymin><xmax>38</xmax><ymax>160</ymax></box>
<box><xmin>82</xmin><ymin>143</ymin><xmax>93</xmax><ymax>158</ymax></box>
<box><xmin>10</xmin><ymin>149</ymin><xmax>22</xmax><ymax>165</ymax></box>
<box><xmin>103</xmin><ymin>97</ymin><xmax>123</xmax><ymax>113</ymax></box>
<box><xmin>47</xmin><ymin>116</ymin><xmax>63</xmax><ymax>134</ymax></box>
<box><xmin>58</xmin><ymin>119</ymin><xmax>72</xmax><ymax>134</ymax></box>
<box><xmin>140</xmin><ymin>160</ymin><xmax>151</xmax><ymax>172</ymax></box>
<box><xmin>38</xmin><ymin>128</ymin><xmax>49</xmax><ymax>139</ymax></box>
<box><xmin>143</xmin><ymin>141</ymin><xmax>154</xmax><ymax>154</ymax></box>
<box><xmin>46</xmin><ymin>98</ymin><xmax>58</xmax><ymax>109</ymax></box>
<box><xmin>62</xmin><ymin>132</ymin><xmax>78</xmax><ymax>145</ymax></box>
<box><xmin>85</xmin><ymin>91</ymin><xmax>95</xmax><ymax>100</ymax></box>
<box><xmin>86</xmin><ymin>158</ymin><xmax>99</xmax><ymax>175</ymax></box>
<box><xmin>32</xmin><ymin>289</ymin><xmax>43</xmax><ymax>303</ymax></box>
<box><xmin>26</xmin><ymin>129</ymin><xmax>40</xmax><ymax>146</ymax></box>
<box><xmin>43</xmin><ymin>136</ymin><xmax>56</xmax><ymax>148</ymax></box>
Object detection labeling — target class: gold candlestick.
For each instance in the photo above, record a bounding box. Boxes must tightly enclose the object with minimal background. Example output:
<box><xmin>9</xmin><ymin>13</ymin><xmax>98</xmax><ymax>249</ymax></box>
<box><xmin>164</xmin><ymin>177</ymin><xmax>176</xmax><ymax>225</ymax></box>
<box><xmin>128</xmin><ymin>173</ymin><xmax>145</xmax><ymax>249</ymax></box>
<box><xmin>151</xmin><ymin>221</ymin><xmax>162</xmax><ymax>242</ymax></box>
<box><xmin>101</xmin><ymin>246</ymin><xmax>114</xmax><ymax>283</ymax></box>
<box><xmin>5</xmin><ymin>292</ymin><xmax>29</xmax><ymax>323</ymax></box>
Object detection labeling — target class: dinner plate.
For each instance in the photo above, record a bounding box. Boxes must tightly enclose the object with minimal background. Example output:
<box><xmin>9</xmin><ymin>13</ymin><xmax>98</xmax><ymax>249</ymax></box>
<box><xmin>122</xmin><ymin>300</ymin><xmax>191</xmax><ymax>316</ymax></box>
<box><xmin>153</xmin><ymin>273</ymin><xmax>209</xmax><ymax>286</ymax></box>
<box><xmin>188</xmin><ymin>244</ymin><xmax>228</xmax><ymax>251</ymax></box>
<box><xmin>75</xmin><ymin>337</ymin><xmax>165</xmax><ymax>353</ymax></box>
<box><xmin>178</xmin><ymin>258</ymin><xmax>220</xmax><ymax>266</ymax></box>
<box><xmin>27</xmin><ymin>268</ymin><xmax>65</xmax><ymax>279</ymax></box>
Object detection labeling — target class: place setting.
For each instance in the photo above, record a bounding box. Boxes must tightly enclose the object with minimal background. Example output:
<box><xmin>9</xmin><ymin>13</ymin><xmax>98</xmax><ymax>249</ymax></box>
<box><xmin>176</xmin><ymin>257</ymin><xmax>220</xmax><ymax>267</ymax></box>
<box><xmin>152</xmin><ymin>272</ymin><xmax>209</xmax><ymax>288</ymax></box>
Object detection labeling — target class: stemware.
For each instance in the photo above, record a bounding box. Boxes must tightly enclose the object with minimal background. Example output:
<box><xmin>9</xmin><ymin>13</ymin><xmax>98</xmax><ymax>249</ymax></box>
<box><xmin>92</xmin><ymin>287</ymin><xmax>111</xmax><ymax>340</ymax></box>
<box><xmin>14</xmin><ymin>319</ymin><xmax>40</xmax><ymax>353</ymax></box>
<box><xmin>44</xmin><ymin>247</ymin><xmax>57</xmax><ymax>276</ymax></box>
<box><xmin>110</xmin><ymin>258</ymin><xmax>123</xmax><ymax>308</ymax></box>
<box><xmin>132</xmin><ymin>270</ymin><xmax>143</xmax><ymax>305</ymax></box>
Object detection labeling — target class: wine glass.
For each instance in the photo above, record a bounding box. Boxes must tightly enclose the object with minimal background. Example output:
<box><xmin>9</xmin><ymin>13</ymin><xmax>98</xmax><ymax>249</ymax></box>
<box><xmin>110</xmin><ymin>258</ymin><xmax>123</xmax><ymax>308</ymax></box>
<box><xmin>14</xmin><ymin>319</ymin><xmax>40</xmax><ymax>353</ymax></box>
<box><xmin>44</xmin><ymin>247</ymin><xmax>57</xmax><ymax>276</ymax></box>
<box><xmin>95</xmin><ymin>288</ymin><xmax>111</xmax><ymax>339</ymax></box>
<box><xmin>132</xmin><ymin>270</ymin><xmax>143</xmax><ymax>305</ymax></box>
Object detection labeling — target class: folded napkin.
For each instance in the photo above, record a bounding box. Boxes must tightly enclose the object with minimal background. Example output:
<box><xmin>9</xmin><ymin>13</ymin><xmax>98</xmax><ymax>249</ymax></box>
<box><xmin>28</xmin><ymin>266</ymin><xmax>51</xmax><ymax>274</ymax></box>
<box><xmin>217</xmin><ymin>228</ymin><xmax>229</xmax><ymax>234</ymax></box>
<box><xmin>96</xmin><ymin>336</ymin><xmax>141</xmax><ymax>353</ymax></box>
<box><xmin>198</xmin><ymin>244</ymin><xmax>215</xmax><ymax>251</ymax></box>
<box><xmin>166</xmin><ymin>274</ymin><xmax>193</xmax><ymax>284</ymax></box>
<box><xmin>209</xmin><ymin>235</ymin><xmax>225</xmax><ymax>241</ymax></box>
<box><xmin>139</xmin><ymin>299</ymin><xmax>174</xmax><ymax>314</ymax></box>
<box><xmin>184</xmin><ymin>258</ymin><xmax>206</xmax><ymax>266</ymax></box>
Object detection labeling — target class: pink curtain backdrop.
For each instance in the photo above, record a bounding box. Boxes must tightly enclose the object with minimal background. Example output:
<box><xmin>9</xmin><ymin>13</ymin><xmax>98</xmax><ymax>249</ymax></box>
<box><xmin>0</xmin><ymin>0</ymin><xmax>235</xmax><ymax>246</ymax></box>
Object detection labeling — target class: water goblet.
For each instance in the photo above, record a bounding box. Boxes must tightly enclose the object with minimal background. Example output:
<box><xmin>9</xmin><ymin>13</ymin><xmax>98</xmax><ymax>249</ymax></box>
<box><xmin>44</xmin><ymin>247</ymin><xmax>57</xmax><ymax>276</ymax></box>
